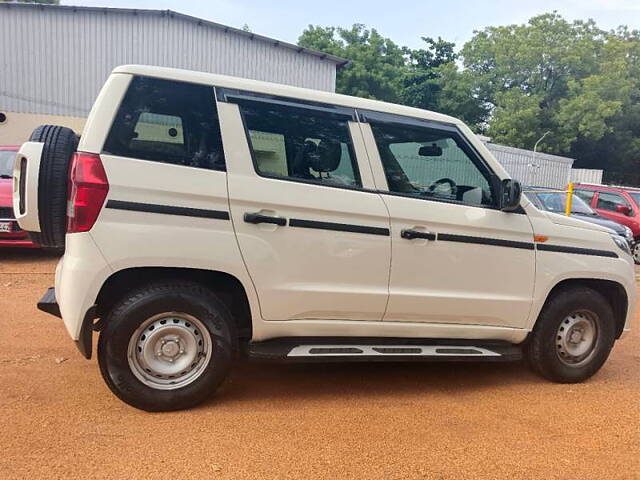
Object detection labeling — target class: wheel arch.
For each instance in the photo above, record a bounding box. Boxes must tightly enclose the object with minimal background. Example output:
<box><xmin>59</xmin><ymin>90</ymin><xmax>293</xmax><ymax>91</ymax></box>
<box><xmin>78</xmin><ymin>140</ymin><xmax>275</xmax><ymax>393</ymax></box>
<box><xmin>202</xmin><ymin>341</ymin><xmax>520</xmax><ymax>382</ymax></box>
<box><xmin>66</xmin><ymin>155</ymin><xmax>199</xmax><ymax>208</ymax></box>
<box><xmin>95</xmin><ymin>266</ymin><xmax>253</xmax><ymax>342</ymax></box>
<box><xmin>541</xmin><ymin>278</ymin><xmax>628</xmax><ymax>339</ymax></box>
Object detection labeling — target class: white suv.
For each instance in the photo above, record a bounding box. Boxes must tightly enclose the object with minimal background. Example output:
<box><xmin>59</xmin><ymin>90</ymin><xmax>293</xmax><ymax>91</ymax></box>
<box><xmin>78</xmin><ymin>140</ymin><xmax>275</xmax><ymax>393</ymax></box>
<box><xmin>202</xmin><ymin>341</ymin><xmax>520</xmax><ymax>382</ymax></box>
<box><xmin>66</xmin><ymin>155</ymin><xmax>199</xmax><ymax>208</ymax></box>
<box><xmin>13</xmin><ymin>65</ymin><xmax>636</xmax><ymax>411</ymax></box>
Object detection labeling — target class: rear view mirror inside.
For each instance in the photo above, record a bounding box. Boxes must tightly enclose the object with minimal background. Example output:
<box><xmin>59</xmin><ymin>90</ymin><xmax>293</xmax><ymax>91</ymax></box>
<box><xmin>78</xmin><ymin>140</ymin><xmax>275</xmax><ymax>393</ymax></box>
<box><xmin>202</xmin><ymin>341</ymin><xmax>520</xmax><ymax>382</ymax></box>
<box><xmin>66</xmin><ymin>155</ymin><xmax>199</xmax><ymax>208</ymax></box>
<box><xmin>418</xmin><ymin>144</ymin><xmax>443</xmax><ymax>157</ymax></box>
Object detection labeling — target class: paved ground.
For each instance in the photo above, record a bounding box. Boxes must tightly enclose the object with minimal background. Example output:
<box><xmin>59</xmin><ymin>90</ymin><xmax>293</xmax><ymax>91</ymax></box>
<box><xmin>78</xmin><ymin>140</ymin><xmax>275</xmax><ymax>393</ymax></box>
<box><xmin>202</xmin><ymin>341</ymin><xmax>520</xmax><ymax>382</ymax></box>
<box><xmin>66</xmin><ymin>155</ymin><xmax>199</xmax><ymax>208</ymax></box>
<box><xmin>1</xmin><ymin>250</ymin><xmax>639</xmax><ymax>479</ymax></box>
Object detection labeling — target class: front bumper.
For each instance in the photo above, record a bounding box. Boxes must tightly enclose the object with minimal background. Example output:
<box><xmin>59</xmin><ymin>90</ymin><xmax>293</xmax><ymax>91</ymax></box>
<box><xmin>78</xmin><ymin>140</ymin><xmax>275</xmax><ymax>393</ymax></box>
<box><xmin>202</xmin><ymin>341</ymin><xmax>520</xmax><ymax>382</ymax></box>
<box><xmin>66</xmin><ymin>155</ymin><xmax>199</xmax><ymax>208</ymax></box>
<box><xmin>38</xmin><ymin>287</ymin><xmax>96</xmax><ymax>359</ymax></box>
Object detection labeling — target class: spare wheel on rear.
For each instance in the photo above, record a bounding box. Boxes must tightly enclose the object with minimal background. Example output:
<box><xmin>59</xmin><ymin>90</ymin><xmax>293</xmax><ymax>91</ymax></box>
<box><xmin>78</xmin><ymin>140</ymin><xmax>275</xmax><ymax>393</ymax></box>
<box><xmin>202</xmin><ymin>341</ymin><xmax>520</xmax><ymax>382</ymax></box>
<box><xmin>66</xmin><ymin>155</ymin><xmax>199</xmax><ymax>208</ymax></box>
<box><xmin>28</xmin><ymin>125</ymin><xmax>78</xmax><ymax>250</ymax></box>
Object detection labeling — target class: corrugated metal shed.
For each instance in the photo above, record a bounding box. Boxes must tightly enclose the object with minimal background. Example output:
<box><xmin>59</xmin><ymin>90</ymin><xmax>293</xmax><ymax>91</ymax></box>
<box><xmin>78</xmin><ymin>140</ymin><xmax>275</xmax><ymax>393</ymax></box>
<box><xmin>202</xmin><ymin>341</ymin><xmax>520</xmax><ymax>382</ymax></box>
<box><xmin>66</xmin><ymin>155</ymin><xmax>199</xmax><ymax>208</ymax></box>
<box><xmin>570</xmin><ymin>168</ymin><xmax>604</xmax><ymax>185</ymax></box>
<box><xmin>0</xmin><ymin>3</ymin><xmax>346</xmax><ymax>117</ymax></box>
<box><xmin>483</xmin><ymin>142</ymin><xmax>575</xmax><ymax>189</ymax></box>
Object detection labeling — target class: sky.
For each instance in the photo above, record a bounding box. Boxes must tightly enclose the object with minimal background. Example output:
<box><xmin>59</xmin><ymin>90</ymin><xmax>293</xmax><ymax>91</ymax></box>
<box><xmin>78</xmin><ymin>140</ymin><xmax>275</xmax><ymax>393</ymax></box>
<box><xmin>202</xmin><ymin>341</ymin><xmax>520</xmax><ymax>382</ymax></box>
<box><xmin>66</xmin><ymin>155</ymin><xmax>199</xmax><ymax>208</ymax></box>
<box><xmin>67</xmin><ymin>0</ymin><xmax>640</xmax><ymax>50</ymax></box>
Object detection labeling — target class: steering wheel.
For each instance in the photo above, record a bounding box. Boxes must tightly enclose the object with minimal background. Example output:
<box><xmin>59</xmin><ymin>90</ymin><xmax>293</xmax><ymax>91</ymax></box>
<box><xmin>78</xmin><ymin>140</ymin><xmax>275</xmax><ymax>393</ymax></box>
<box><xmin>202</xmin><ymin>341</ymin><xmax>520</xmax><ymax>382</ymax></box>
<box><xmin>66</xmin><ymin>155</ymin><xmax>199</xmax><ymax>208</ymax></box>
<box><xmin>427</xmin><ymin>178</ymin><xmax>458</xmax><ymax>198</ymax></box>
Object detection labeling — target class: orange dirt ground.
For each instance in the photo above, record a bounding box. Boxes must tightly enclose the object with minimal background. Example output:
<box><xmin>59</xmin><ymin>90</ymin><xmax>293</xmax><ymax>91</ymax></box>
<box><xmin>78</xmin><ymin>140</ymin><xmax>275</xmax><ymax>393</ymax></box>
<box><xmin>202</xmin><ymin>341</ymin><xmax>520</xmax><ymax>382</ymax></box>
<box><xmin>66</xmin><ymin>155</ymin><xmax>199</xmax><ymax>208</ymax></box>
<box><xmin>1</xmin><ymin>250</ymin><xmax>638</xmax><ymax>479</ymax></box>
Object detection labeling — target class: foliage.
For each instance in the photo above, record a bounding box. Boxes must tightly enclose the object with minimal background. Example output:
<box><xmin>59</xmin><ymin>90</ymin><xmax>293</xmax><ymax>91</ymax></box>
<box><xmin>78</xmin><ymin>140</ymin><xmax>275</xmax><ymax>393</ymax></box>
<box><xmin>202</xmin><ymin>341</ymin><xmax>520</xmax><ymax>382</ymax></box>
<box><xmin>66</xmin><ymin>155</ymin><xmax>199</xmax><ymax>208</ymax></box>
<box><xmin>299</xmin><ymin>13</ymin><xmax>640</xmax><ymax>185</ymax></box>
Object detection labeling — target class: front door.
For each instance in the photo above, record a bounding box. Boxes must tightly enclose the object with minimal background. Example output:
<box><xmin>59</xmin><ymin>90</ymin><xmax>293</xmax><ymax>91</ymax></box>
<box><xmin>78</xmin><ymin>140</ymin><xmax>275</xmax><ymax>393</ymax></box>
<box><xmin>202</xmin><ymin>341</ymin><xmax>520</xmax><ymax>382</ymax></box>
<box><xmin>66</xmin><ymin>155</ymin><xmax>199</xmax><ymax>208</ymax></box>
<box><xmin>360</xmin><ymin>114</ymin><xmax>536</xmax><ymax>328</ymax></box>
<box><xmin>219</xmin><ymin>92</ymin><xmax>391</xmax><ymax>321</ymax></box>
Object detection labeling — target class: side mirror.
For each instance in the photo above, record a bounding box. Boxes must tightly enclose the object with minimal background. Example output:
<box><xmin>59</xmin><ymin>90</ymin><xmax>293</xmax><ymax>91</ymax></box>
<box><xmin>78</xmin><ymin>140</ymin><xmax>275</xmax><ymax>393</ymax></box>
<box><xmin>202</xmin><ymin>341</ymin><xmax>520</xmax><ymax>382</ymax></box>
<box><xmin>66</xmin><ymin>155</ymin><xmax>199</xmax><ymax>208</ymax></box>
<box><xmin>615</xmin><ymin>204</ymin><xmax>631</xmax><ymax>216</ymax></box>
<box><xmin>500</xmin><ymin>179</ymin><xmax>522</xmax><ymax>212</ymax></box>
<box><xmin>418</xmin><ymin>143</ymin><xmax>443</xmax><ymax>157</ymax></box>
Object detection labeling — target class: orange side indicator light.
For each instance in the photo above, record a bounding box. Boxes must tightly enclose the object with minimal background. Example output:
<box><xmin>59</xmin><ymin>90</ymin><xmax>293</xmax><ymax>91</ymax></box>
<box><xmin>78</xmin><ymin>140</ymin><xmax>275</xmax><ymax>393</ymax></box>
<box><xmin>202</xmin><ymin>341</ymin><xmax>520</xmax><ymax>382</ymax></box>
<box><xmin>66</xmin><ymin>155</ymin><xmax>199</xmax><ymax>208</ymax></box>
<box><xmin>534</xmin><ymin>235</ymin><xmax>549</xmax><ymax>243</ymax></box>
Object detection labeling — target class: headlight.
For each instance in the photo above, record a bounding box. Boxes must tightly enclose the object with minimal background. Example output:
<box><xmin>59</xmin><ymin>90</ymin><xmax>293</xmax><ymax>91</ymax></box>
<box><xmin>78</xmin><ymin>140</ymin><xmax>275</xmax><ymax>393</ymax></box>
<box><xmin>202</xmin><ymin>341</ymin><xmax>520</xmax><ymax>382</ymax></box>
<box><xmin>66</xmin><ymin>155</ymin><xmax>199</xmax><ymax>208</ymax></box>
<box><xmin>624</xmin><ymin>226</ymin><xmax>634</xmax><ymax>242</ymax></box>
<box><xmin>611</xmin><ymin>234</ymin><xmax>631</xmax><ymax>256</ymax></box>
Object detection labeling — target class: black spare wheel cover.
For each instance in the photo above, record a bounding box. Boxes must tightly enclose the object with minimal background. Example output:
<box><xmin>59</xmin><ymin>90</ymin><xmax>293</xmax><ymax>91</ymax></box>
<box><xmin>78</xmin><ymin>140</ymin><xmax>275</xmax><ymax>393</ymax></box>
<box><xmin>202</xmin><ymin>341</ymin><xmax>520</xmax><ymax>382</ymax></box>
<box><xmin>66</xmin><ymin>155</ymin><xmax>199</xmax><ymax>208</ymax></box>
<box><xmin>28</xmin><ymin>125</ymin><xmax>78</xmax><ymax>249</ymax></box>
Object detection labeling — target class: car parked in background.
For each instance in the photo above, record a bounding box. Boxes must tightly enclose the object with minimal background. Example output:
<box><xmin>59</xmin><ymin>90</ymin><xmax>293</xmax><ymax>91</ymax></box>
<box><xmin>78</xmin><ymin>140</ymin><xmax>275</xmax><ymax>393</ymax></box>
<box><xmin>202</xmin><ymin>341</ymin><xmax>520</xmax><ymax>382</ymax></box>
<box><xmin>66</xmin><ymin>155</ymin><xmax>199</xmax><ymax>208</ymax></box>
<box><xmin>525</xmin><ymin>187</ymin><xmax>635</xmax><ymax>250</ymax></box>
<box><xmin>0</xmin><ymin>146</ymin><xmax>38</xmax><ymax>248</ymax></box>
<box><xmin>573</xmin><ymin>184</ymin><xmax>640</xmax><ymax>264</ymax></box>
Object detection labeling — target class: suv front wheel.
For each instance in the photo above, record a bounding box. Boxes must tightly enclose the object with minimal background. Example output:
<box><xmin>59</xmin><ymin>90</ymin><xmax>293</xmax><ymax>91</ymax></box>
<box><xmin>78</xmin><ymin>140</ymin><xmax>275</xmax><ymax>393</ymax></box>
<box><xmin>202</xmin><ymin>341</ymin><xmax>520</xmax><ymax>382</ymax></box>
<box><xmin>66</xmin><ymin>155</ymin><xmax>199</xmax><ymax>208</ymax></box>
<box><xmin>526</xmin><ymin>287</ymin><xmax>616</xmax><ymax>383</ymax></box>
<box><xmin>98</xmin><ymin>281</ymin><xmax>236</xmax><ymax>411</ymax></box>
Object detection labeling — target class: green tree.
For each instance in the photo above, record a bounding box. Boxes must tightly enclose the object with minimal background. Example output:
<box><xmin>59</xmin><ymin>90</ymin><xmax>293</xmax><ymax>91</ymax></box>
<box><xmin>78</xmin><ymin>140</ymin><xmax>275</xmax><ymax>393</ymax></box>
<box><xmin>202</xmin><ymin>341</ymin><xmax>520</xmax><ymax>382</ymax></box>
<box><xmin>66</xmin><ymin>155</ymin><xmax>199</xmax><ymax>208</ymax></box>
<box><xmin>299</xmin><ymin>24</ymin><xmax>407</xmax><ymax>103</ymax></box>
<box><xmin>461</xmin><ymin>13</ymin><xmax>640</xmax><ymax>183</ymax></box>
<box><xmin>298</xmin><ymin>27</ymin><xmax>483</xmax><ymax>124</ymax></box>
<box><xmin>402</xmin><ymin>37</ymin><xmax>487</xmax><ymax>127</ymax></box>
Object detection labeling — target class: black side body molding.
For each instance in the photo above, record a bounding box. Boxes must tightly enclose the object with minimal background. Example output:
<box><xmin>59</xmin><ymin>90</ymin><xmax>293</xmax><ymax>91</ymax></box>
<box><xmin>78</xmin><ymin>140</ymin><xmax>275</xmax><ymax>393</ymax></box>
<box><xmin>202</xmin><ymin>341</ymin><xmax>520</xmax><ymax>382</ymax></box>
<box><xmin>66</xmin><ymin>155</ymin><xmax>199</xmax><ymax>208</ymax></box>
<box><xmin>438</xmin><ymin>233</ymin><xmax>535</xmax><ymax>250</ymax></box>
<box><xmin>105</xmin><ymin>200</ymin><xmax>230</xmax><ymax>220</ymax></box>
<box><xmin>289</xmin><ymin>218</ymin><xmax>390</xmax><ymax>236</ymax></box>
<box><xmin>537</xmin><ymin>244</ymin><xmax>618</xmax><ymax>258</ymax></box>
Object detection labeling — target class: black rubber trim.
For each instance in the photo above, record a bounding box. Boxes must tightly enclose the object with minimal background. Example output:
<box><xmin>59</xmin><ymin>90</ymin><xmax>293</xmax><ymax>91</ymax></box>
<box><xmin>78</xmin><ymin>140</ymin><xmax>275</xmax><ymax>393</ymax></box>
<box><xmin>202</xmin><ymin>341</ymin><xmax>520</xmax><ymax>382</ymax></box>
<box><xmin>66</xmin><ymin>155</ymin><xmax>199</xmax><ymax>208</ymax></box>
<box><xmin>438</xmin><ymin>233</ymin><xmax>535</xmax><ymax>250</ymax></box>
<box><xmin>37</xmin><ymin>287</ymin><xmax>61</xmax><ymax>318</ymax></box>
<box><xmin>76</xmin><ymin>305</ymin><xmax>98</xmax><ymax>360</ymax></box>
<box><xmin>372</xmin><ymin>347</ymin><xmax>423</xmax><ymax>354</ymax></box>
<box><xmin>309</xmin><ymin>347</ymin><xmax>364</xmax><ymax>354</ymax></box>
<box><xmin>289</xmin><ymin>218</ymin><xmax>390</xmax><ymax>236</ymax></box>
<box><xmin>435</xmin><ymin>348</ymin><xmax>483</xmax><ymax>355</ymax></box>
<box><xmin>537</xmin><ymin>244</ymin><xmax>618</xmax><ymax>258</ymax></box>
<box><xmin>217</xmin><ymin>87</ymin><xmax>357</xmax><ymax>120</ymax></box>
<box><xmin>105</xmin><ymin>200</ymin><xmax>230</xmax><ymax>220</ymax></box>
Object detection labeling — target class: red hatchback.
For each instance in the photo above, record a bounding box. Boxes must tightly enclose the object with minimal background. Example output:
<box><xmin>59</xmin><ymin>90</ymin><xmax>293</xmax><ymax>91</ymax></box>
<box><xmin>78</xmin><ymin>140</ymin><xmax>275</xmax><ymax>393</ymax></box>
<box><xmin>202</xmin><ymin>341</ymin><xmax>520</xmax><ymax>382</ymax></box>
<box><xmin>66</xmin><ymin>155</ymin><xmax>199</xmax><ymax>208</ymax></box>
<box><xmin>0</xmin><ymin>146</ymin><xmax>39</xmax><ymax>248</ymax></box>
<box><xmin>574</xmin><ymin>183</ymin><xmax>640</xmax><ymax>263</ymax></box>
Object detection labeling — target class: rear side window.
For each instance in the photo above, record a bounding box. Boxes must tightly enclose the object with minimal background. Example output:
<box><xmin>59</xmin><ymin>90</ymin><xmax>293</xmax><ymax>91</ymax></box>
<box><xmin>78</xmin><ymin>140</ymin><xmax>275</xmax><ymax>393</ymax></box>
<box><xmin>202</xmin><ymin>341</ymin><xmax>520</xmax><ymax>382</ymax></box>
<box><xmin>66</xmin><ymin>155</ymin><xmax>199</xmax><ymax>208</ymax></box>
<box><xmin>236</xmin><ymin>100</ymin><xmax>362</xmax><ymax>188</ymax></box>
<box><xmin>574</xmin><ymin>189</ymin><xmax>595</xmax><ymax>204</ymax></box>
<box><xmin>104</xmin><ymin>77</ymin><xmax>225</xmax><ymax>171</ymax></box>
<box><xmin>597</xmin><ymin>192</ymin><xmax>631</xmax><ymax>212</ymax></box>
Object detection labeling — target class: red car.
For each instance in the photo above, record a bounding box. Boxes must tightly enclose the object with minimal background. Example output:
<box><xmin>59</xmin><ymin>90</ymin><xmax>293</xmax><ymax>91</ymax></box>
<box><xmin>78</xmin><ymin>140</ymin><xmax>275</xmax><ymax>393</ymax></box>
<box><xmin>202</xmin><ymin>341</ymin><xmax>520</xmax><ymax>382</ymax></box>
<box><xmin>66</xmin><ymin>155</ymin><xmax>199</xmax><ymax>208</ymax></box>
<box><xmin>0</xmin><ymin>146</ymin><xmax>39</xmax><ymax>248</ymax></box>
<box><xmin>574</xmin><ymin>183</ymin><xmax>640</xmax><ymax>263</ymax></box>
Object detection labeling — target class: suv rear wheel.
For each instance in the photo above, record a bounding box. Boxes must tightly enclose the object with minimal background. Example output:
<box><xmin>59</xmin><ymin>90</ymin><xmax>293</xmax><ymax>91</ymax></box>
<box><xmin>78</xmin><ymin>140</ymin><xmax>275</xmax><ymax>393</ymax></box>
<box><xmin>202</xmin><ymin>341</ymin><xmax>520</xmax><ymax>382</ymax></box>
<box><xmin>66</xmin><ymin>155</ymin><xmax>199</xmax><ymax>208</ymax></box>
<box><xmin>526</xmin><ymin>287</ymin><xmax>615</xmax><ymax>383</ymax></box>
<box><xmin>98</xmin><ymin>281</ymin><xmax>236</xmax><ymax>411</ymax></box>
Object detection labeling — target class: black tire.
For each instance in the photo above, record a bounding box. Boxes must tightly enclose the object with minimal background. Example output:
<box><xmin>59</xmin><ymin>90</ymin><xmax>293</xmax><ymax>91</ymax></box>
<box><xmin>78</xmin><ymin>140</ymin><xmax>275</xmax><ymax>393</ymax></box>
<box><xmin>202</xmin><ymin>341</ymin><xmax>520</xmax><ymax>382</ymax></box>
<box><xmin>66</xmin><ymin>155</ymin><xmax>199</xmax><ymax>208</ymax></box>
<box><xmin>525</xmin><ymin>287</ymin><xmax>616</xmax><ymax>383</ymax></box>
<box><xmin>98</xmin><ymin>281</ymin><xmax>236</xmax><ymax>411</ymax></box>
<box><xmin>28</xmin><ymin>125</ymin><xmax>78</xmax><ymax>250</ymax></box>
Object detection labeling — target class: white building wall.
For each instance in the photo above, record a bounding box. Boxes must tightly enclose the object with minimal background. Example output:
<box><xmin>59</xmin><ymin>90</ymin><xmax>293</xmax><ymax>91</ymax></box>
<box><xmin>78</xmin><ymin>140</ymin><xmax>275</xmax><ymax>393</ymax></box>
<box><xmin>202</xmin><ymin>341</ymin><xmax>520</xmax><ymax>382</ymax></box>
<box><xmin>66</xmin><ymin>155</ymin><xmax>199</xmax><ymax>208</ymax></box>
<box><xmin>570</xmin><ymin>169</ymin><xmax>604</xmax><ymax>185</ymax></box>
<box><xmin>0</xmin><ymin>4</ymin><xmax>340</xmax><ymax>119</ymax></box>
<box><xmin>485</xmin><ymin>142</ymin><xmax>575</xmax><ymax>189</ymax></box>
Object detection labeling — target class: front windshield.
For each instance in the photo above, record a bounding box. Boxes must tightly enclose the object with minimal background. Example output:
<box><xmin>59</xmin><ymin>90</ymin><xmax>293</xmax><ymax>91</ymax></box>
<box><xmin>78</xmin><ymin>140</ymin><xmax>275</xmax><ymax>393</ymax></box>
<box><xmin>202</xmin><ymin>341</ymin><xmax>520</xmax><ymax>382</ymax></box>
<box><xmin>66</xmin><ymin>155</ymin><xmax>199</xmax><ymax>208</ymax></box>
<box><xmin>0</xmin><ymin>150</ymin><xmax>16</xmax><ymax>177</ymax></box>
<box><xmin>536</xmin><ymin>192</ymin><xmax>595</xmax><ymax>215</ymax></box>
<box><xmin>628</xmin><ymin>192</ymin><xmax>640</xmax><ymax>208</ymax></box>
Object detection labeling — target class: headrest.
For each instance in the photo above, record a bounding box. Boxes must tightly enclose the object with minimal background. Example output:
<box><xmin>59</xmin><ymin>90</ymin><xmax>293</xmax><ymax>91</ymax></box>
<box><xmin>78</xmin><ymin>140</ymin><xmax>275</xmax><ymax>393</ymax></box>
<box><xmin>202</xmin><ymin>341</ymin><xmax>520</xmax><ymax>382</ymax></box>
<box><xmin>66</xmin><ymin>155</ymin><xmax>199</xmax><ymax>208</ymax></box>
<box><xmin>307</xmin><ymin>139</ymin><xmax>342</xmax><ymax>173</ymax></box>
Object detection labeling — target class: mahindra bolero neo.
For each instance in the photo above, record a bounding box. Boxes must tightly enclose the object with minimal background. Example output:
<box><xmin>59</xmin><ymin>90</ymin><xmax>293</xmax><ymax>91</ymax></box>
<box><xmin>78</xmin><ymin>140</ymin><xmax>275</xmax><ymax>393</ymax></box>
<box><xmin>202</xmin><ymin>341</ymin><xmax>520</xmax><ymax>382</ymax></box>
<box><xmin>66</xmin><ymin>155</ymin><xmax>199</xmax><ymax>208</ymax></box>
<box><xmin>13</xmin><ymin>66</ymin><xmax>636</xmax><ymax>411</ymax></box>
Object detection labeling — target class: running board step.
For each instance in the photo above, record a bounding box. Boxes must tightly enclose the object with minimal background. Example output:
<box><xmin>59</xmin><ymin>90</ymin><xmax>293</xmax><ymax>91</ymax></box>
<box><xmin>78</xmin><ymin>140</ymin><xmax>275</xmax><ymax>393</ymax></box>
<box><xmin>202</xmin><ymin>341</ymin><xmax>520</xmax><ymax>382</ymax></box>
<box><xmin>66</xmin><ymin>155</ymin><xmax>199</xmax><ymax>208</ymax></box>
<box><xmin>247</xmin><ymin>338</ymin><xmax>522</xmax><ymax>363</ymax></box>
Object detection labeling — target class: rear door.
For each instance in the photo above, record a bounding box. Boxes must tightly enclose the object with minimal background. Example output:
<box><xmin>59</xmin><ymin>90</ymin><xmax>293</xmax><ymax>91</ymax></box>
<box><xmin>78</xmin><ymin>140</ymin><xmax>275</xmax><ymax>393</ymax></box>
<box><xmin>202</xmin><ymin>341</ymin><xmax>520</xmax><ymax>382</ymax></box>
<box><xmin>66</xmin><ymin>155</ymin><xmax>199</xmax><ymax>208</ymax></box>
<box><xmin>360</xmin><ymin>113</ymin><xmax>536</xmax><ymax>328</ymax></box>
<box><xmin>218</xmin><ymin>91</ymin><xmax>391</xmax><ymax>321</ymax></box>
<box><xmin>95</xmin><ymin>76</ymin><xmax>235</xmax><ymax>268</ymax></box>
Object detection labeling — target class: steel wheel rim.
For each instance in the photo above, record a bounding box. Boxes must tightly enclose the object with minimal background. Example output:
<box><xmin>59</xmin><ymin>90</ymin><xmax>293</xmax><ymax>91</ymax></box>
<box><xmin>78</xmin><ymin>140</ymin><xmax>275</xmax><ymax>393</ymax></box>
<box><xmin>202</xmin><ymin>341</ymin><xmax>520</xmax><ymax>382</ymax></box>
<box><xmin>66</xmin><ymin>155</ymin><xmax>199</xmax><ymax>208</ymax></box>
<box><xmin>556</xmin><ymin>311</ymin><xmax>599</xmax><ymax>367</ymax></box>
<box><xmin>633</xmin><ymin>242</ymin><xmax>640</xmax><ymax>263</ymax></box>
<box><xmin>127</xmin><ymin>312</ymin><xmax>212</xmax><ymax>390</ymax></box>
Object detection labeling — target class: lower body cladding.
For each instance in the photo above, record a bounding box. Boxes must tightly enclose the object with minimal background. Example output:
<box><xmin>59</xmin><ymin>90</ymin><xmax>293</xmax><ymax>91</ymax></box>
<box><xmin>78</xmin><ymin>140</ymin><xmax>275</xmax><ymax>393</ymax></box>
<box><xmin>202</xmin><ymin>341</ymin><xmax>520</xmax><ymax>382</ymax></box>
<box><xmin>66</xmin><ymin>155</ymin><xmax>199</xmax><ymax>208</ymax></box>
<box><xmin>247</xmin><ymin>338</ymin><xmax>522</xmax><ymax>362</ymax></box>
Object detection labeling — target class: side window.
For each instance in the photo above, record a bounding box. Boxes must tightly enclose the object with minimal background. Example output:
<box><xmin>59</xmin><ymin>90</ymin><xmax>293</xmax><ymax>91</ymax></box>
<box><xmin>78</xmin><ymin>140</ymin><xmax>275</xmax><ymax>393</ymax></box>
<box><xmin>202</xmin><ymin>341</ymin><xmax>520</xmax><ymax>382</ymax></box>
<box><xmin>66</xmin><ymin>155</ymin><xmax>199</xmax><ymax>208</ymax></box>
<box><xmin>370</xmin><ymin>121</ymin><xmax>494</xmax><ymax>206</ymax></box>
<box><xmin>236</xmin><ymin>100</ymin><xmax>362</xmax><ymax>188</ymax></box>
<box><xmin>103</xmin><ymin>76</ymin><xmax>225</xmax><ymax>171</ymax></box>
<box><xmin>574</xmin><ymin>189</ymin><xmax>595</xmax><ymax>205</ymax></box>
<box><xmin>597</xmin><ymin>192</ymin><xmax>631</xmax><ymax>212</ymax></box>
